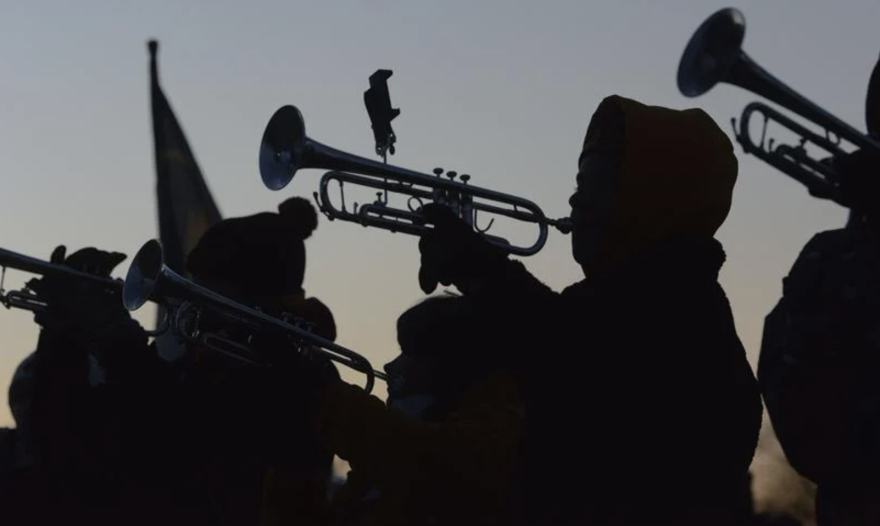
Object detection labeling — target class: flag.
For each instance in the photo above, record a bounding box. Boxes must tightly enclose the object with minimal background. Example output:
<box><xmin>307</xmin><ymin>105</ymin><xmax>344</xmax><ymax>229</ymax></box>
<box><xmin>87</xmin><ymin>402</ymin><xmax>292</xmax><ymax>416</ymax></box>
<box><xmin>148</xmin><ymin>40</ymin><xmax>222</xmax><ymax>361</ymax></box>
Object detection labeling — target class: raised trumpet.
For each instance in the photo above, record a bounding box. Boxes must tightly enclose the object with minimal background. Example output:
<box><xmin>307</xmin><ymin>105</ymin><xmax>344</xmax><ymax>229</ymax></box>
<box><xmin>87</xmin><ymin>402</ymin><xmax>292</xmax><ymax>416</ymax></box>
<box><xmin>259</xmin><ymin>105</ymin><xmax>571</xmax><ymax>257</ymax></box>
<box><xmin>0</xmin><ymin>246</ymin><xmax>168</xmax><ymax>336</ymax></box>
<box><xmin>678</xmin><ymin>7</ymin><xmax>880</xmax><ymax>207</ymax></box>
<box><xmin>123</xmin><ymin>239</ymin><xmax>385</xmax><ymax>394</ymax></box>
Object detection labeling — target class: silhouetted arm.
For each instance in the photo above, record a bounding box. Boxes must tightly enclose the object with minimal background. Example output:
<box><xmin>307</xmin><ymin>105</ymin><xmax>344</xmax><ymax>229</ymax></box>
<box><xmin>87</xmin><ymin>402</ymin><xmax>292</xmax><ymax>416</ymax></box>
<box><xmin>316</xmin><ymin>372</ymin><xmax>523</xmax><ymax>510</ymax></box>
<box><xmin>457</xmin><ymin>259</ymin><xmax>565</xmax><ymax>354</ymax></box>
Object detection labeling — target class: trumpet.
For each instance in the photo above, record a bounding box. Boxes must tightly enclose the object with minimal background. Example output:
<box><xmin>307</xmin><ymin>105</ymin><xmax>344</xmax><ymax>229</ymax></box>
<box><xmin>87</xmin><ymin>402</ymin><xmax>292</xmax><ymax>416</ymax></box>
<box><xmin>123</xmin><ymin>239</ymin><xmax>386</xmax><ymax>394</ymax></box>
<box><xmin>677</xmin><ymin>7</ymin><xmax>880</xmax><ymax>207</ymax></box>
<box><xmin>259</xmin><ymin>105</ymin><xmax>572</xmax><ymax>257</ymax></box>
<box><xmin>0</xmin><ymin>246</ymin><xmax>168</xmax><ymax>336</ymax></box>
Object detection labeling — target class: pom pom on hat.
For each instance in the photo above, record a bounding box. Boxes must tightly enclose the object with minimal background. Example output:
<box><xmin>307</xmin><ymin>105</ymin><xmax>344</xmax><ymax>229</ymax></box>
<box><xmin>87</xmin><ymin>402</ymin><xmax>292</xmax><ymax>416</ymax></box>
<box><xmin>278</xmin><ymin>197</ymin><xmax>319</xmax><ymax>240</ymax></box>
<box><xmin>186</xmin><ymin>197</ymin><xmax>319</xmax><ymax>300</ymax></box>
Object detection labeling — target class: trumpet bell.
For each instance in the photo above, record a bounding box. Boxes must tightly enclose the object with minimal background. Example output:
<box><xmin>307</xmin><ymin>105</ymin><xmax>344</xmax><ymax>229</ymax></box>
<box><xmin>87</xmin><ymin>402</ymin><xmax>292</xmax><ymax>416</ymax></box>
<box><xmin>123</xmin><ymin>239</ymin><xmax>163</xmax><ymax>311</ymax></box>
<box><xmin>259</xmin><ymin>105</ymin><xmax>307</xmax><ymax>191</ymax></box>
<box><xmin>678</xmin><ymin>7</ymin><xmax>745</xmax><ymax>98</ymax></box>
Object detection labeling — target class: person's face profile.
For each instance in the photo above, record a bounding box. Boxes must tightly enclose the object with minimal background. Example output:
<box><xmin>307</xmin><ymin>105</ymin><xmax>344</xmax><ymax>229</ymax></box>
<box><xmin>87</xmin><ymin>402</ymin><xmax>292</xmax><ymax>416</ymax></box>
<box><xmin>383</xmin><ymin>354</ymin><xmax>439</xmax><ymax>403</ymax></box>
<box><xmin>569</xmin><ymin>151</ymin><xmax>621</xmax><ymax>269</ymax></box>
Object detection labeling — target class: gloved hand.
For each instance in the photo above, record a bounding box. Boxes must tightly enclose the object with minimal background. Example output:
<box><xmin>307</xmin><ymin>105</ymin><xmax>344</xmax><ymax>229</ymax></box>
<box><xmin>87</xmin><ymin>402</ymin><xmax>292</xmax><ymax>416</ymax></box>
<box><xmin>27</xmin><ymin>246</ymin><xmax>130</xmax><ymax>344</ymax></box>
<box><xmin>417</xmin><ymin>203</ymin><xmax>508</xmax><ymax>294</ymax></box>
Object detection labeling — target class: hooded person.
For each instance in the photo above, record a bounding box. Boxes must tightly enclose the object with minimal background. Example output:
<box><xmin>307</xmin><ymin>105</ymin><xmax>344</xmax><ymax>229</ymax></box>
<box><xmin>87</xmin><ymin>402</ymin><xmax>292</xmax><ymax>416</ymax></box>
<box><xmin>416</xmin><ymin>95</ymin><xmax>763</xmax><ymax>525</ymax></box>
<box><xmin>175</xmin><ymin>196</ymin><xmax>341</xmax><ymax>526</ymax></box>
<box><xmin>259</xmin><ymin>293</ymin><xmax>524</xmax><ymax>526</ymax></box>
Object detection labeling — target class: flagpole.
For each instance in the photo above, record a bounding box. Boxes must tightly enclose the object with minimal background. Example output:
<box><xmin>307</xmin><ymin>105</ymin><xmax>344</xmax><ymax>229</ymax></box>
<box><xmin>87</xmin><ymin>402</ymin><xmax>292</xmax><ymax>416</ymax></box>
<box><xmin>145</xmin><ymin>39</ymin><xmax>222</xmax><ymax>360</ymax></box>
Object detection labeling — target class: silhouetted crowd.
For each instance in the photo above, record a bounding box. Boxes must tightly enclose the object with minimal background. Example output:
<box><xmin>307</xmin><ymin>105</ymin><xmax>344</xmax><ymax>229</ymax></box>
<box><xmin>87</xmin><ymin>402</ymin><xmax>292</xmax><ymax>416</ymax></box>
<box><xmin>2</xmin><ymin>77</ymin><xmax>880</xmax><ymax>526</ymax></box>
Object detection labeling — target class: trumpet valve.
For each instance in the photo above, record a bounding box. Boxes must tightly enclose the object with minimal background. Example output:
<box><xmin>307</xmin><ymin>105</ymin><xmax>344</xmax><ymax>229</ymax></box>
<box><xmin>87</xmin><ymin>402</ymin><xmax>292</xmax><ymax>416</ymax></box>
<box><xmin>446</xmin><ymin>171</ymin><xmax>457</xmax><ymax>181</ymax></box>
<box><xmin>433</xmin><ymin>167</ymin><xmax>444</xmax><ymax>177</ymax></box>
<box><xmin>460</xmin><ymin>174</ymin><xmax>471</xmax><ymax>184</ymax></box>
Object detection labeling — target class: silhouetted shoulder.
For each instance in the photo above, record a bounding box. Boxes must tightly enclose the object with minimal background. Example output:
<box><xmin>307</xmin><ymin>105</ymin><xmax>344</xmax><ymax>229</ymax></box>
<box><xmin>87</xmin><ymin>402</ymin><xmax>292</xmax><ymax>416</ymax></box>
<box><xmin>798</xmin><ymin>228</ymin><xmax>860</xmax><ymax>259</ymax></box>
<box><xmin>782</xmin><ymin>227</ymin><xmax>876</xmax><ymax>301</ymax></box>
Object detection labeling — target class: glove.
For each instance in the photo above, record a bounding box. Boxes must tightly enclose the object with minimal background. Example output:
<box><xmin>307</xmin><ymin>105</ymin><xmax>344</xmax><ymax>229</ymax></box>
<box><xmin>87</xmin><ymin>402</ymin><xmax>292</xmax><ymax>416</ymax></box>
<box><xmin>417</xmin><ymin>203</ymin><xmax>508</xmax><ymax>294</ymax></box>
<box><xmin>27</xmin><ymin>246</ymin><xmax>129</xmax><ymax>343</ymax></box>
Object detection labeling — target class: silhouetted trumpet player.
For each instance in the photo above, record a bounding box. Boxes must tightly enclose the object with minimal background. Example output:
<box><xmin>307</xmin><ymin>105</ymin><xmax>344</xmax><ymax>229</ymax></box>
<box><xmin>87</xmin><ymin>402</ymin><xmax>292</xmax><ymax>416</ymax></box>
<box><xmin>1</xmin><ymin>200</ymin><xmax>359</xmax><ymax>526</ymax></box>
<box><xmin>677</xmin><ymin>8</ymin><xmax>880</xmax><ymax>525</ymax></box>
<box><xmin>261</xmin><ymin>293</ymin><xmax>526</xmax><ymax>526</ymax></box>
<box><xmin>414</xmin><ymin>93</ymin><xmax>763</xmax><ymax>525</ymax></box>
<box><xmin>122</xmin><ymin>197</ymin><xmax>380</xmax><ymax>526</ymax></box>
<box><xmin>0</xmin><ymin>246</ymin><xmax>164</xmax><ymax>333</ymax></box>
<box><xmin>123</xmin><ymin>207</ymin><xmax>383</xmax><ymax>392</ymax></box>
<box><xmin>1</xmin><ymin>245</ymin><xmax>181</xmax><ymax>526</ymax></box>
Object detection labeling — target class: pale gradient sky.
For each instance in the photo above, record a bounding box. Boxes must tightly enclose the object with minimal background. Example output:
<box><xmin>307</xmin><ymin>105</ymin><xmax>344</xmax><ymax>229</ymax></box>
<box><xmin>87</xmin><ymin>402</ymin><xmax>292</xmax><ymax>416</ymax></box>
<box><xmin>0</xmin><ymin>0</ymin><xmax>876</xmax><ymax>455</ymax></box>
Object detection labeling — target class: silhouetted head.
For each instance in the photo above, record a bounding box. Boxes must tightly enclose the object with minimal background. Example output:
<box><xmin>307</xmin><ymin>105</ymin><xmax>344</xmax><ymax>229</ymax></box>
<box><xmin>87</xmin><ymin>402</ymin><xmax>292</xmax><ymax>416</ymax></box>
<box><xmin>569</xmin><ymin>95</ymin><xmax>738</xmax><ymax>276</ymax></box>
<box><xmin>187</xmin><ymin>197</ymin><xmax>318</xmax><ymax>308</ymax></box>
<box><xmin>384</xmin><ymin>294</ymin><xmax>495</xmax><ymax>420</ymax></box>
<box><xmin>835</xmin><ymin>148</ymin><xmax>880</xmax><ymax>223</ymax></box>
<box><xmin>184</xmin><ymin>197</ymin><xmax>335</xmax><ymax>363</ymax></box>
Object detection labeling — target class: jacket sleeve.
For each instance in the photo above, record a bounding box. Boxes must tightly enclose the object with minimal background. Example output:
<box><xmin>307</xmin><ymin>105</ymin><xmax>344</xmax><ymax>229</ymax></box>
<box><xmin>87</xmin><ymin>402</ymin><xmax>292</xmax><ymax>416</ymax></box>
<box><xmin>464</xmin><ymin>258</ymin><xmax>559</xmax><ymax>311</ymax></box>
<box><xmin>316</xmin><ymin>372</ymin><xmax>524</xmax><ymax>501</ymax></box>
<box><xmin>460</xmin><ymin>259</ymin><xmax>564</xmax><ymax>361</ymax></box>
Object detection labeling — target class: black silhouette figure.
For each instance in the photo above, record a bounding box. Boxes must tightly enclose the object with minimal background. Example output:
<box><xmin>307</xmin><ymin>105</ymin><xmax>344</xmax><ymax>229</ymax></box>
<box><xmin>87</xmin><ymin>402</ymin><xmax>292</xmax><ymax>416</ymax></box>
<box><xmin>759</xmin><ymin>53</ymin><xmax>880</xmax><ymax>526</ymax></box>
<box><xmin>179</xmin><ymin>196</ymin><xmax>340</xmax><ymax>526</ymax></box>
<box><xmin>417</xmin><ymin>94</ymin><xmax>763</xmax><ymax>525</ymax></box>
<box><xmin>262</xmin><ymin>293</ymin><xmax>525</xmax><ymax>526</ymax></box>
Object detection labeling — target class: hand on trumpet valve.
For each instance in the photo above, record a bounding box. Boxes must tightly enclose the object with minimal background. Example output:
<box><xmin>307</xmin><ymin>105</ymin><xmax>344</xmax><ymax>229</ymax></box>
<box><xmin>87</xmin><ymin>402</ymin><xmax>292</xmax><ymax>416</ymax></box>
<box><xmin>417</xmin><ymin>203</ymin><xmax>508</xmax><ymax>294</ymax></box>
<box><xmin>27</xmin><ymin>246</ymin><xmax>130</xmax><ymax>337</ymax></box>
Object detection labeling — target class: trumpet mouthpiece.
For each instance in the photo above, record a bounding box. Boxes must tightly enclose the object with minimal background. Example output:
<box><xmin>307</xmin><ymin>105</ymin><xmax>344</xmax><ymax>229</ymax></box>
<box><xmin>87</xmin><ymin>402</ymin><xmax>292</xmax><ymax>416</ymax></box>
<box><xmin>555</xmin><ymin>218</ymin><xmax>573</xmax><ymax>234</ymax></box>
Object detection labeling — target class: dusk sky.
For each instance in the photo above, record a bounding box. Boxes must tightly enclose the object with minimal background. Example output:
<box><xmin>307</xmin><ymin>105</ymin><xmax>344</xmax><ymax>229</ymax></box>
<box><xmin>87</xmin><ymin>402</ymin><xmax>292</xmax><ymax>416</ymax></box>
<box><xmin>1</xmin><ymin>1</ymin><xmax>877</xmax><ymax>516</ymax></box>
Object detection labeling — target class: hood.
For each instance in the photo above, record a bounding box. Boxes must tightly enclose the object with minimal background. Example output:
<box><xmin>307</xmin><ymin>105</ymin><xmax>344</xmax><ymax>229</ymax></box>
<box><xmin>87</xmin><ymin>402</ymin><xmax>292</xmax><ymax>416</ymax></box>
<box><xmin>583</xmin><ymin>95</ymin><xmax>738</xmax><ymax>270</ymax></box>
